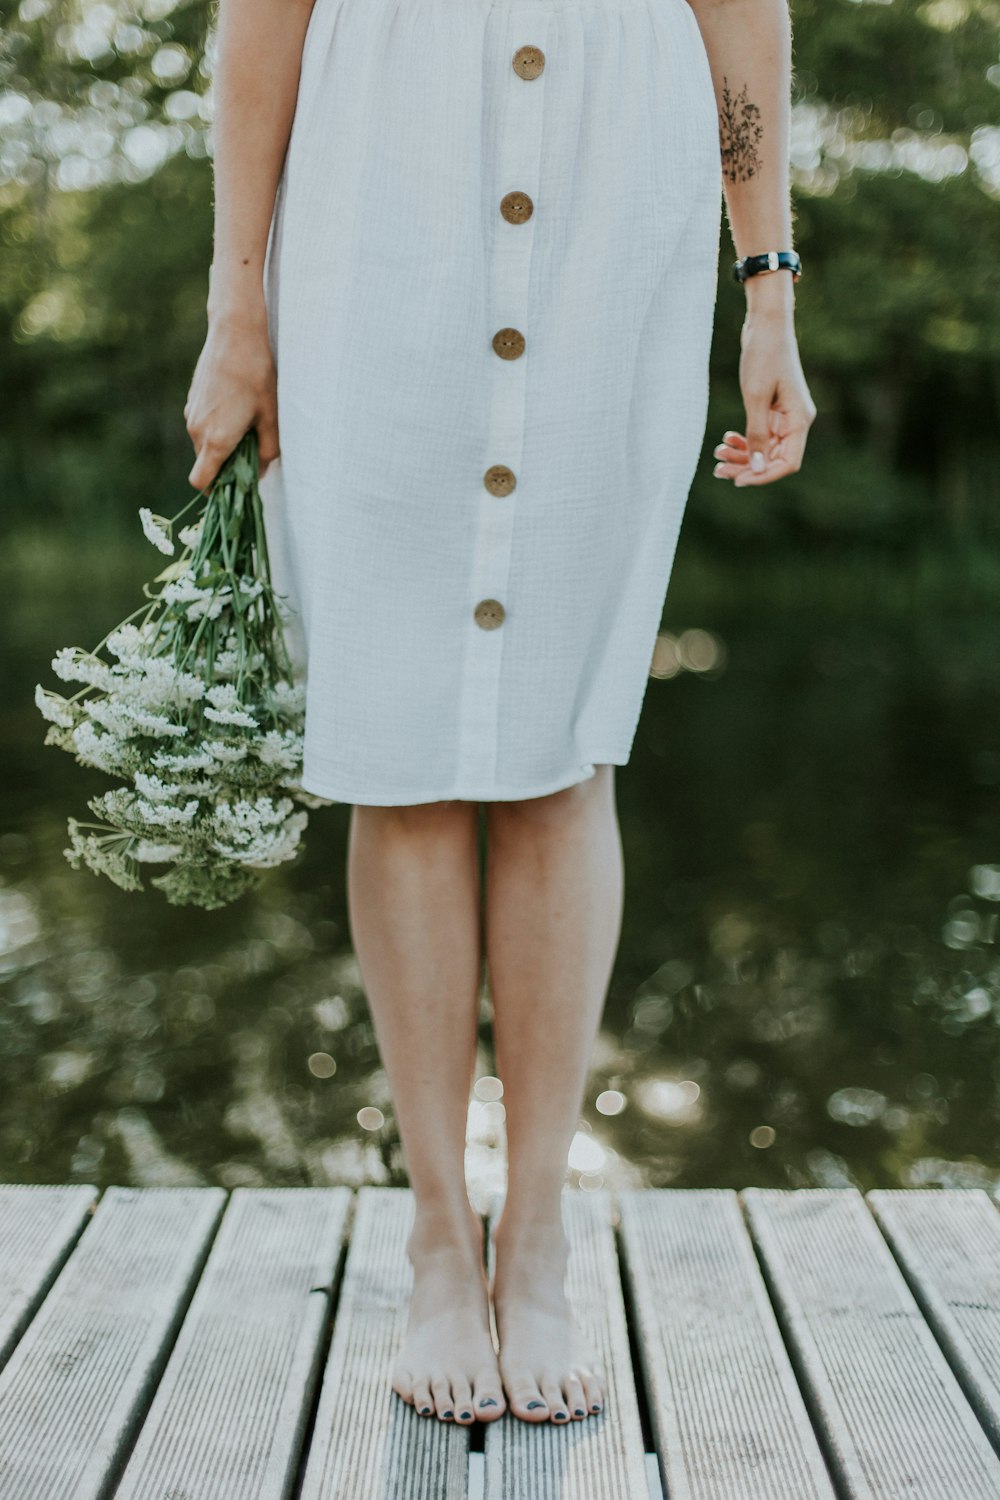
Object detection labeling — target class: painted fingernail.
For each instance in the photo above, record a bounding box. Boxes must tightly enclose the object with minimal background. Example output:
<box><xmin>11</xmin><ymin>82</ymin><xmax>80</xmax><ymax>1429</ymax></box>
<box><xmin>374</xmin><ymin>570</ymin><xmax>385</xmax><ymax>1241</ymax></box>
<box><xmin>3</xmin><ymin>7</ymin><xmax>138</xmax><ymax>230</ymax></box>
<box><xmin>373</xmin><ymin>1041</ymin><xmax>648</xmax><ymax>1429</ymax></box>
<box><xmin>479</xmin><ymin>1397</ymin><xmax>498</xmax><ymax>1408</ymax></box>
<box><xmin>750</xmin><ymin>450</ymin><xmax>765</xmax><ymax>471</ymax></box>
<box><xmin>527</xmin><ymin>1400</ymin><xmax>546</xmax><ymax>1410</ymax></box>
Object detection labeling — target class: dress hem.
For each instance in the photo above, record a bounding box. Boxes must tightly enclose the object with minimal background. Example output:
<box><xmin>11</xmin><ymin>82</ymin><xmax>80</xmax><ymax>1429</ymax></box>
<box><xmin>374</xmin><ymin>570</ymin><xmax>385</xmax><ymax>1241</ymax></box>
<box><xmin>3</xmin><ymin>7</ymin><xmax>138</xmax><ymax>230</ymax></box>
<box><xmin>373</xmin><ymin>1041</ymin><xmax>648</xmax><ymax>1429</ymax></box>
<box><xmin>297</xmin><ymin>754</ymin><xmax>632</xmax><ymax>807</ymax></box>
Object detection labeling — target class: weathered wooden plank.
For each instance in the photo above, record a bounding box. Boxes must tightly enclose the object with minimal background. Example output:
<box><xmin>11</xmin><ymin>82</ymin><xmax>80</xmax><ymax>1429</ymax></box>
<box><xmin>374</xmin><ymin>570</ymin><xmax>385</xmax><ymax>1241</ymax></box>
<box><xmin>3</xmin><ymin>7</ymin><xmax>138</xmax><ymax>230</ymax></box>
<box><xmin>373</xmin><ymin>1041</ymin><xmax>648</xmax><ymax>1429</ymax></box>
<box><xmin>482</xmin><ymin>1189</ymin><xmax>648</xmax><ymax>1500</ymax></box>
<box><xmin>0</xmin><ymin>1184</ymin><xmax>226</xmax><ymax>1500</ymax></box>
<box><xmin>743</xmin><ymin>1187</ymin><xmax>1000</xmax><ymax>1499</ymax></box>
<box><xmin>0</xmin><ymin>1183</ymin><xmax>98</xmax><ymax>1367</ymax></box>
<box><xmin>297</xmin><ymin>1186</ymin><xmax>470</xmax><ymax>1500</ymax></box>
<box><xmin>867</xmin><ymin>1188</ymin><xmax>1000</xmax><ymax>1453</ymax></box>
<box><xmin>112</xmin><ymin>1187</ymin><xmax>352</xmax><ymax>1500</ymax></box>
<box><xmin>617</xmin><ymin>1188</ymin><xmax>837</xmax><ymax>1500</ymax></box>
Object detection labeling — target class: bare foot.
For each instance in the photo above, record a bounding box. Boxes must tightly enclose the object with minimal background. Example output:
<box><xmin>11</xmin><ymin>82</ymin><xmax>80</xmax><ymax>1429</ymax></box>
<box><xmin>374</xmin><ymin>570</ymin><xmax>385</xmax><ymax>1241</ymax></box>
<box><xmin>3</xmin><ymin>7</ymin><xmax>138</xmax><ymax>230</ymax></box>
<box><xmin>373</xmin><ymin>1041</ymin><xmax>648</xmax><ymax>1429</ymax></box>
<box><xmin>391</xmin><ymin>1209</ymin><xmax>506</xmax><ymax>1424</ymax></box>
<box><xmin>490</xmin><ymin>1215</ymin><xmax>608</xmax><ymax>1424</ymax></box>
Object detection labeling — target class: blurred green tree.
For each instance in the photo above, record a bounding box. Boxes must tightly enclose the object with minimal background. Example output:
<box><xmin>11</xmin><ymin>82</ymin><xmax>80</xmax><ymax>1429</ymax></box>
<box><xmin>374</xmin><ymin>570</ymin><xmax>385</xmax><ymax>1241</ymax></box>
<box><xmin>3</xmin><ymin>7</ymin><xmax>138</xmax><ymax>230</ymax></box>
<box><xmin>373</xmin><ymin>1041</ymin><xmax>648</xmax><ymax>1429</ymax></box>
<box><xmin>0</xmin><ymin>0</ymin><xmax>997</xmax><ymax>585</ymax></box>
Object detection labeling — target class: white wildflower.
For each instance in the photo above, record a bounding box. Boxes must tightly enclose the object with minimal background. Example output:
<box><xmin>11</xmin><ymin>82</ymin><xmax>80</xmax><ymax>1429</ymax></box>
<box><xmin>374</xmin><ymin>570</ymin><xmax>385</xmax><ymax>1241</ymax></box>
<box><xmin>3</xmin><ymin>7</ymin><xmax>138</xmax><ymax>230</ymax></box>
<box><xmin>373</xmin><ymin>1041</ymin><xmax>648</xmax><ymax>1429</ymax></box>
<box><xmin>210</xmin><ymin>797</ymin><xmax>307</xmax><ymax>867</ymax></box>
<box><xmin>205</xmin><ymin>740</ymin><xmax>250</xmax><ymax>764</ymax></box>
<box><xmin>212</xmin><ymin>648</ymin><xmax>241</xmax><ymax>679</ymax></box>
<box><xmin>139</xmin><ymin>507</ymin><xmax>175</xmax><ymax>555</ymax></box>
<box><xmin>133</xmin><ymin>840</ymin><xmax>185</xmax><ymax>862</ymax></box>
<box><xmin>178</xmin><ymin>520</ymin><xmax>204</xmax><ymax>548</ymax></box>
<box><xmin>71</xmin><ymin>719</ymin><xmax>128</xmax><ymax>774</ymax></box>
<box><xmin>133</xmin><ymin>771</ymin><xmax>183</xmax><ymax>803</ymax></box>
<box><xmin>149</xmin><ymin>746</ymin><xmax>217</xmax><ymax>773</ymax></box>
<box><xmin>106</xmin><ymin>622</ymin><xmax>160</xmax><ymax>662</ymax></box>
<box><xmin>204</xmin><ymin>704</ymin><xmax>259</xmax><ymax>729</ymax></box>
<box><xmin>39</xmin><ymin>431</ymin><xmax>314</xmax><ymax>908</ymax></box>
<box><xmin>35</xmin><ymin>684</ymin><xmax>77</xmax><ymax>728</ymax></box>
<box><xmin>135</xmin><ymin>797</ymin><xmax>200</xmax><ymax>827</ymax></box>
<box><xmin>204</xmin><ymin>682</ymin><xmax>258</xmax><ymax>729</ymax></box>
<box><xmin>255</xmin><ymin>729</ymin><xmax>303</xmax><ymax>771</ymax></box>
<box><xmin>266</xmin><ymin>679</ymin><xmax>307</xmax><ymax>718</ymax></box>
<box><xmin>162</xmin><ymin>572</ymin><xmax>233</xmax><ymax>620</ymax></box>
<box><xmin>104</xmin><ymin>657</ymin><xmax>203</xmax><ymax>713</ymax></box>
<box><xmin>50</xmin><ymin>646</ymin><xmax>114</xmax><ymax>690</ymax></box>
<box><xmin>86</xmin><ymin>698</ymin><xmax>187</xmax><ymax>739</ymax></box>
<box><xmin>186</xmin><ymin>593</ymin><xmax>229</xmax><ymax>622</ymax></box>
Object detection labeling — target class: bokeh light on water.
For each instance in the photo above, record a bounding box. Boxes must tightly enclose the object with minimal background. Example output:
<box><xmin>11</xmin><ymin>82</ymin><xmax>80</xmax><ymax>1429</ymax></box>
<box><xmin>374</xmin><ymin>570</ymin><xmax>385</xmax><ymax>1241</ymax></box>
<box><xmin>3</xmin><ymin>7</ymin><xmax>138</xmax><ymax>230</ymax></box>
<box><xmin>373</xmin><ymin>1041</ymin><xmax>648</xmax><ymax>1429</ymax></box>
<box><xmin>4</xmin><ymin>546</ymin><xmax>1000</xmax><ymax>1200</ymax></box>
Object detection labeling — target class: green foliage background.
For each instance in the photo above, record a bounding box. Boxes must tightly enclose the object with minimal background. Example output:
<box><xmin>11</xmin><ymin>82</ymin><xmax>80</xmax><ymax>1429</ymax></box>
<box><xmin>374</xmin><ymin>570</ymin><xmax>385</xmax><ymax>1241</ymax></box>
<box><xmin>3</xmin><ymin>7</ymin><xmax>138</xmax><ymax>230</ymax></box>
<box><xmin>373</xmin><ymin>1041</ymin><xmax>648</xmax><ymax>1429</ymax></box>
<box><xmin>1</xmin><ymin>0</ymin><xmax>998</xmax><ymax>607</ymax></box>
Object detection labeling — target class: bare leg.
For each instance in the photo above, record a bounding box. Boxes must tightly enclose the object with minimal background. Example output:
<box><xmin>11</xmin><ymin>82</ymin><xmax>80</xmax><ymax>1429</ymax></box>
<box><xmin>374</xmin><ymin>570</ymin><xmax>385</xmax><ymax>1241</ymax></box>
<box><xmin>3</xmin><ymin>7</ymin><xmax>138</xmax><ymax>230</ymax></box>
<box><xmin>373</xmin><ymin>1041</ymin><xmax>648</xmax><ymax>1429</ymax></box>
<box><xmin>347</xmin><ymin>799</ymin><xmax>505</xmax><ymax>1423</ymax></box>
<box><xmin>484</xmin><ymin>766</ymin><xmax>622</xmax><ymax>1422</ymax></box>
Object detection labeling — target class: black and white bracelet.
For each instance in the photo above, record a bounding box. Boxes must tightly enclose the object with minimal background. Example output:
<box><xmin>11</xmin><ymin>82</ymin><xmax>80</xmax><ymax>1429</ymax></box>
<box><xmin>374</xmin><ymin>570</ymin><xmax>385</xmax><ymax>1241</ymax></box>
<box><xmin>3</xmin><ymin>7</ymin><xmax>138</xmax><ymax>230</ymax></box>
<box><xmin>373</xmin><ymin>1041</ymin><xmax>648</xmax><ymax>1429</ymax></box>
<box><xmin>731</xmin><ymin>251</ymin><xmax>802</xmax><ymax>284</ymax></box>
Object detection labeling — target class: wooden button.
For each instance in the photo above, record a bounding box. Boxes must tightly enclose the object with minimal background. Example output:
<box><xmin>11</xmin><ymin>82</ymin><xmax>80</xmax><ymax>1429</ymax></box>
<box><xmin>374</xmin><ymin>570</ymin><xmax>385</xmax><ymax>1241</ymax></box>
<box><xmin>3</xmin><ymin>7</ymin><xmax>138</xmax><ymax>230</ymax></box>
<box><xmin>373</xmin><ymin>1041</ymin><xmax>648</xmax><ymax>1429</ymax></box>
<box><xmin>500</xmin><ymin>190</ymin><xmax>533</xmax><ymax>225</ymax></box>
<box><xmin>512</xmin><ymin>45</ymin><xmax>545</xmax><ymax>80</ymax></box>
<box><xmin>483</xmin><ymin>464</ymin><xmax>516</xmax><ymax>497</ymax></box>
<box><xmin>492</xmin><ymin>327</ymin><xmax>526</xmax><ymax>360</ymax></box>
<box><xmin>474</xmin><ymin>599</ymin><xmax>506</xmax><ymax>630</ymax></box>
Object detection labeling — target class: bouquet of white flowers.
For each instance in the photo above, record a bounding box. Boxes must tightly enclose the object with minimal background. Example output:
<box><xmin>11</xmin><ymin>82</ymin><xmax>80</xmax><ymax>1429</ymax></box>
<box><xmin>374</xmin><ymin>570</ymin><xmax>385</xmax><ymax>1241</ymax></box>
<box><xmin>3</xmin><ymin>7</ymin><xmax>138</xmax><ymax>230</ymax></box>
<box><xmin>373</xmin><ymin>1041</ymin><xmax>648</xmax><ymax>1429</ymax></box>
<box><xmin>35</xmin><ymin>427</ymin><xmax>321</xmax><ymax>910</ymax></box>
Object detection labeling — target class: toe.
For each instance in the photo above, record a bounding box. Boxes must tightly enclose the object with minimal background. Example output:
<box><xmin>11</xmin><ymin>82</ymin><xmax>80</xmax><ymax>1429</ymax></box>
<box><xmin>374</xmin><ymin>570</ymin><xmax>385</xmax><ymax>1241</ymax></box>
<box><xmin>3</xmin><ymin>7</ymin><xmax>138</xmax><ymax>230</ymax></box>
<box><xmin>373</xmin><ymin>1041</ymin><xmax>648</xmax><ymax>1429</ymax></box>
<box><xmin>472</xmin><ymin>1367</ymin><xmax>506</xmax><ymax>1422</ymax></box>
<box><xmin>451</xmin><ymin>1377</ymin><xmax>475</xmax><ymax>1425</ymax></box>
<box><xmin>505</xmin><ymin>1375</ymin><xmax>549</xmax><ymax>1422</ymax></box>
<box><xmin>564</xmin><ymin>1376</ymin><xmax>588</xmax><ymax>1420</ymax></box>
<box><xmin>541</xmin><ymin>1377</ymin><xmax>569</xmax><ymax>1424</ymax></box>
<box><xmin>580</xmin><ymin>1369</ymin><xmax>605</xmax><ymax>1416</ymax></box>
<box><xmin>391</xmin><ymin>1365</ymin><xmax>414</xmax><ymax>1404</ymax></box>
<box><xmin>412</xmin><ymin>1378</ymin><xmax>433</xmax><ymax>1417</ymax></box>
<box><xmin>430</xmin><ymin>1375</ymin><xmax>454</xmax><ymax>1421</ymax></box>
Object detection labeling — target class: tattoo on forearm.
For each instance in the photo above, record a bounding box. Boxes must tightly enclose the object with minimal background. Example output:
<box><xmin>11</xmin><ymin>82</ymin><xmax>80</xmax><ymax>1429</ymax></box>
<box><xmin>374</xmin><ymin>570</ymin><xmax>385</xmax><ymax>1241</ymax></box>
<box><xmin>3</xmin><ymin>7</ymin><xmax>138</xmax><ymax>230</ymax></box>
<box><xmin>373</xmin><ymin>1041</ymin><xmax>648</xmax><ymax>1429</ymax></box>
<box><xmin>719</xmin><ymin>76</ymin><xmax>763</xmax><ymax>183</ymax></box>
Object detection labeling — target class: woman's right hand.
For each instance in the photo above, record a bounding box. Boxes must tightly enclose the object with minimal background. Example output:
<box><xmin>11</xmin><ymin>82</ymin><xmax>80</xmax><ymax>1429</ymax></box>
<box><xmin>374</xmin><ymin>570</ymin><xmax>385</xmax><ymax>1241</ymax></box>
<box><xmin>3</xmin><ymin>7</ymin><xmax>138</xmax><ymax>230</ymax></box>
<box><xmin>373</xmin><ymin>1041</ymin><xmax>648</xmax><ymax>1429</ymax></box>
<box><xmin>184</xmin><ymin>305</ymin><xmax>280</xmax><ymax>491</ymax></box>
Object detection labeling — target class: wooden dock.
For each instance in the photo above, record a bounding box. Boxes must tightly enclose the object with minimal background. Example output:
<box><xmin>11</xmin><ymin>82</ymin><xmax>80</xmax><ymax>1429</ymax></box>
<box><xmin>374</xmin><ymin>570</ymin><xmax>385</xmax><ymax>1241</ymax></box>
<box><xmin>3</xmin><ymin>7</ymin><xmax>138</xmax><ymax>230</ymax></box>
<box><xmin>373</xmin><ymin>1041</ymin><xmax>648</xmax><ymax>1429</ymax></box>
<box><xmin>1</xmin><ymin>1185</ymin><xmax>1000</xmax><ymax>1498</ymax></box>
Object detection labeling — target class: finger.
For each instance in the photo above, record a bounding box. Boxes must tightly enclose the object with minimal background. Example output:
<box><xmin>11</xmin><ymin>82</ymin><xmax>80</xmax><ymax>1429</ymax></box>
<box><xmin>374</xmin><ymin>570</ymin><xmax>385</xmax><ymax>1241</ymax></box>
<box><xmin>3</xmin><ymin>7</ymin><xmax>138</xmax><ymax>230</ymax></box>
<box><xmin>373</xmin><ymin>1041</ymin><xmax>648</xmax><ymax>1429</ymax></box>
<box><xmin>733</xmin><ymin>421</ymin><xmax>808</xmax><ymax>486</ymax></box>
<box><xmin>734</xmin><ymin>441</ymin><xmax>803</xmax><ymax>489</ymax></box>
<box><xmin>733</xmin><ymin>453</ymin><xmax>800</xmax><ymax>487</ymax></box>
<box><xmin>188</xmin><ymin>438</ymin><xmax>228</xmax><ymax>492</ymax></box>
<box><xmin>744</xmin><ymin>416</ymin><xmax>774</xmax><ymax>478</ymax></box>
<box><xmin>256</xmin><ymin>411</ymin><xmax>281</xmax><ymax>467</ymax></box>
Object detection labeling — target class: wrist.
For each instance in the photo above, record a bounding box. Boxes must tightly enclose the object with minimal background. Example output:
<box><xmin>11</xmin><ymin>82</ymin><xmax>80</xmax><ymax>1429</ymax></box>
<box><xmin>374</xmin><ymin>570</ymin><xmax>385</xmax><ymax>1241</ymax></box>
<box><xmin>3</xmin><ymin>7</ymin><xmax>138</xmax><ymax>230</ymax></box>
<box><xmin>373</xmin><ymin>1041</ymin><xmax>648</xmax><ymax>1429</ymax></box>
<box><xmin>207</xmin><ymin>259</ymin><xmax>267</xmax><ymax>323</ymax></box>
<box><xmin>743</xmin><ymin>271</ymin><xmax>796</xmax><ymax>316</ymax></box>
<box><xmin>207</xmin><ymin>291</ymin><xmax>269</xmax><ymax>329</ymax></box>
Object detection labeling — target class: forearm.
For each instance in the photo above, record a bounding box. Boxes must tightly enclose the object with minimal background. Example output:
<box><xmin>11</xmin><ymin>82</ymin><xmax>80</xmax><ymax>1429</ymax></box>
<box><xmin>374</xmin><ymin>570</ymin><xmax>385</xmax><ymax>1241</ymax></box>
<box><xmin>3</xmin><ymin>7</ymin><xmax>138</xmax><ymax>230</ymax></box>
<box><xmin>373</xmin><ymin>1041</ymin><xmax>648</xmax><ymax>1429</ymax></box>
<box><xmin>207</xmin><ymin>0</ymin><xmax>317</xmax><ymax>322</ymax></box>
<box><xmin>687</xmin><ymin>0</ymin><xmax>795</xmax><ymax>317</ymax></box>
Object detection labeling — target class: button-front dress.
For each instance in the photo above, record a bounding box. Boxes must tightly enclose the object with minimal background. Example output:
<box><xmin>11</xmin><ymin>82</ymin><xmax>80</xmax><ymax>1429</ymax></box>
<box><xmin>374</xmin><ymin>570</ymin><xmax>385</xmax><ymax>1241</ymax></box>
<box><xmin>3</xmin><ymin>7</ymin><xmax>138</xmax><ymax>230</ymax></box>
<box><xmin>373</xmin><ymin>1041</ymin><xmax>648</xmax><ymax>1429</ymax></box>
<box><xmin>259</xmin><ymin>0</ymin><xmax>722</xmax><ymax>805</ymax></box>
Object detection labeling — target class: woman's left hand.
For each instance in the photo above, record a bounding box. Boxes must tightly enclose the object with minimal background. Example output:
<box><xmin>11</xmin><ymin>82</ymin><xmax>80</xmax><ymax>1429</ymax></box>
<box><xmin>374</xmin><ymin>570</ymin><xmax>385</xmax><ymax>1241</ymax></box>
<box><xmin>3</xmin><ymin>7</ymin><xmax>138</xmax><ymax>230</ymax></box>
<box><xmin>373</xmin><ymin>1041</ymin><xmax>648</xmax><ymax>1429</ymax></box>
<box><xmin>712</xmin><ymin>304</ymin><xmax>817</xmax><ymax>487</ymax></box>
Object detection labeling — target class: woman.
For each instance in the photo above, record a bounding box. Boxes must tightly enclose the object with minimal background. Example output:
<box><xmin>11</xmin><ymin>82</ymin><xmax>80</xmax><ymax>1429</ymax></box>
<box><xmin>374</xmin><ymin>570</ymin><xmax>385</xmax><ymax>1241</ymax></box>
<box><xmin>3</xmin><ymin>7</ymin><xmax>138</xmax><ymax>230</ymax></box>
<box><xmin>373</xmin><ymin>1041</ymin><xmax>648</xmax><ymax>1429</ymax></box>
<box><xmin>184</xmin><ymin>0</ymin><xmax>815</xmax><ymax>1430</ymax></box>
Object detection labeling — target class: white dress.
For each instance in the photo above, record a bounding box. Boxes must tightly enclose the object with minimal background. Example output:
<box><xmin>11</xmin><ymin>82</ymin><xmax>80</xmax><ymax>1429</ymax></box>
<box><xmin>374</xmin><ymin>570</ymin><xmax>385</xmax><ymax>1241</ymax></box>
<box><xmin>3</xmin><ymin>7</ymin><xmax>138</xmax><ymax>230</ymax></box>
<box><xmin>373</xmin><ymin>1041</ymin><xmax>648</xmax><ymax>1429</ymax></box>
<box><xmin>260</xmin><ymin>0</ymin><xmax>722</xmax><ymax>805</ymax></box>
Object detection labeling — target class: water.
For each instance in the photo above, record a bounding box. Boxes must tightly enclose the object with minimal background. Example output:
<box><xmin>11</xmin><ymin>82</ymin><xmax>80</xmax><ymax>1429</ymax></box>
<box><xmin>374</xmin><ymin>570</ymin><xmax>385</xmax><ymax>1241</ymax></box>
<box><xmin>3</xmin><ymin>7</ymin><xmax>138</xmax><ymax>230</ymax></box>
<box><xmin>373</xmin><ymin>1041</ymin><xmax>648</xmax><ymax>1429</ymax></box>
<box><xmin>3</xmin><ymin>536</ymin><xmax>1000</xmax><ymax>1200</ymax></box>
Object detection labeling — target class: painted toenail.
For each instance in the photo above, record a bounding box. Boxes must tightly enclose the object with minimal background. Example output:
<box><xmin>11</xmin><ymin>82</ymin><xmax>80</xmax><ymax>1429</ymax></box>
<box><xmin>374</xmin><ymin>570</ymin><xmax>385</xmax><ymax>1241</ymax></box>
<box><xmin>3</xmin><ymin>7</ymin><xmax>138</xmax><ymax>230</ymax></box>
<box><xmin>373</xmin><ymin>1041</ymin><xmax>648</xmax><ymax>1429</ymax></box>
<box><xmin>555</xmin><ymin>1411</ymin><xmax>568</xmax><ymax>1420</ymax></box>
<box><xmin>420</xmin><ymin>1405</ymin><xmax>431</xmax><ymax>1415</ymax></box>
<box><xmin>442</xmin><ymin>1409</ymin><xmax>454</xmax><ymax>1419</ymax></box>
<box><xmin>460</xmin><ymin>1410</ymin><xmax>472</xmax><ymax>1420</ymax></box>
<box><xmin>479</xmin><ymin>1398</ymin><xmax>498</xmax><ymax>1408</ymax></box>
<box><xmin>574</xmin><ymin>1407</ymin><xmax>585</xmax><ymax>1416</ymax></box>
<box><xmin>591</xmin><ymin>1403</ymin><xmax>601</xmax><ymax>1413</ymax></box>
<box><xmin>527</xmin><ymin>1401</ymin><xmax>546</xmax><ymax>1410</ymax></box>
